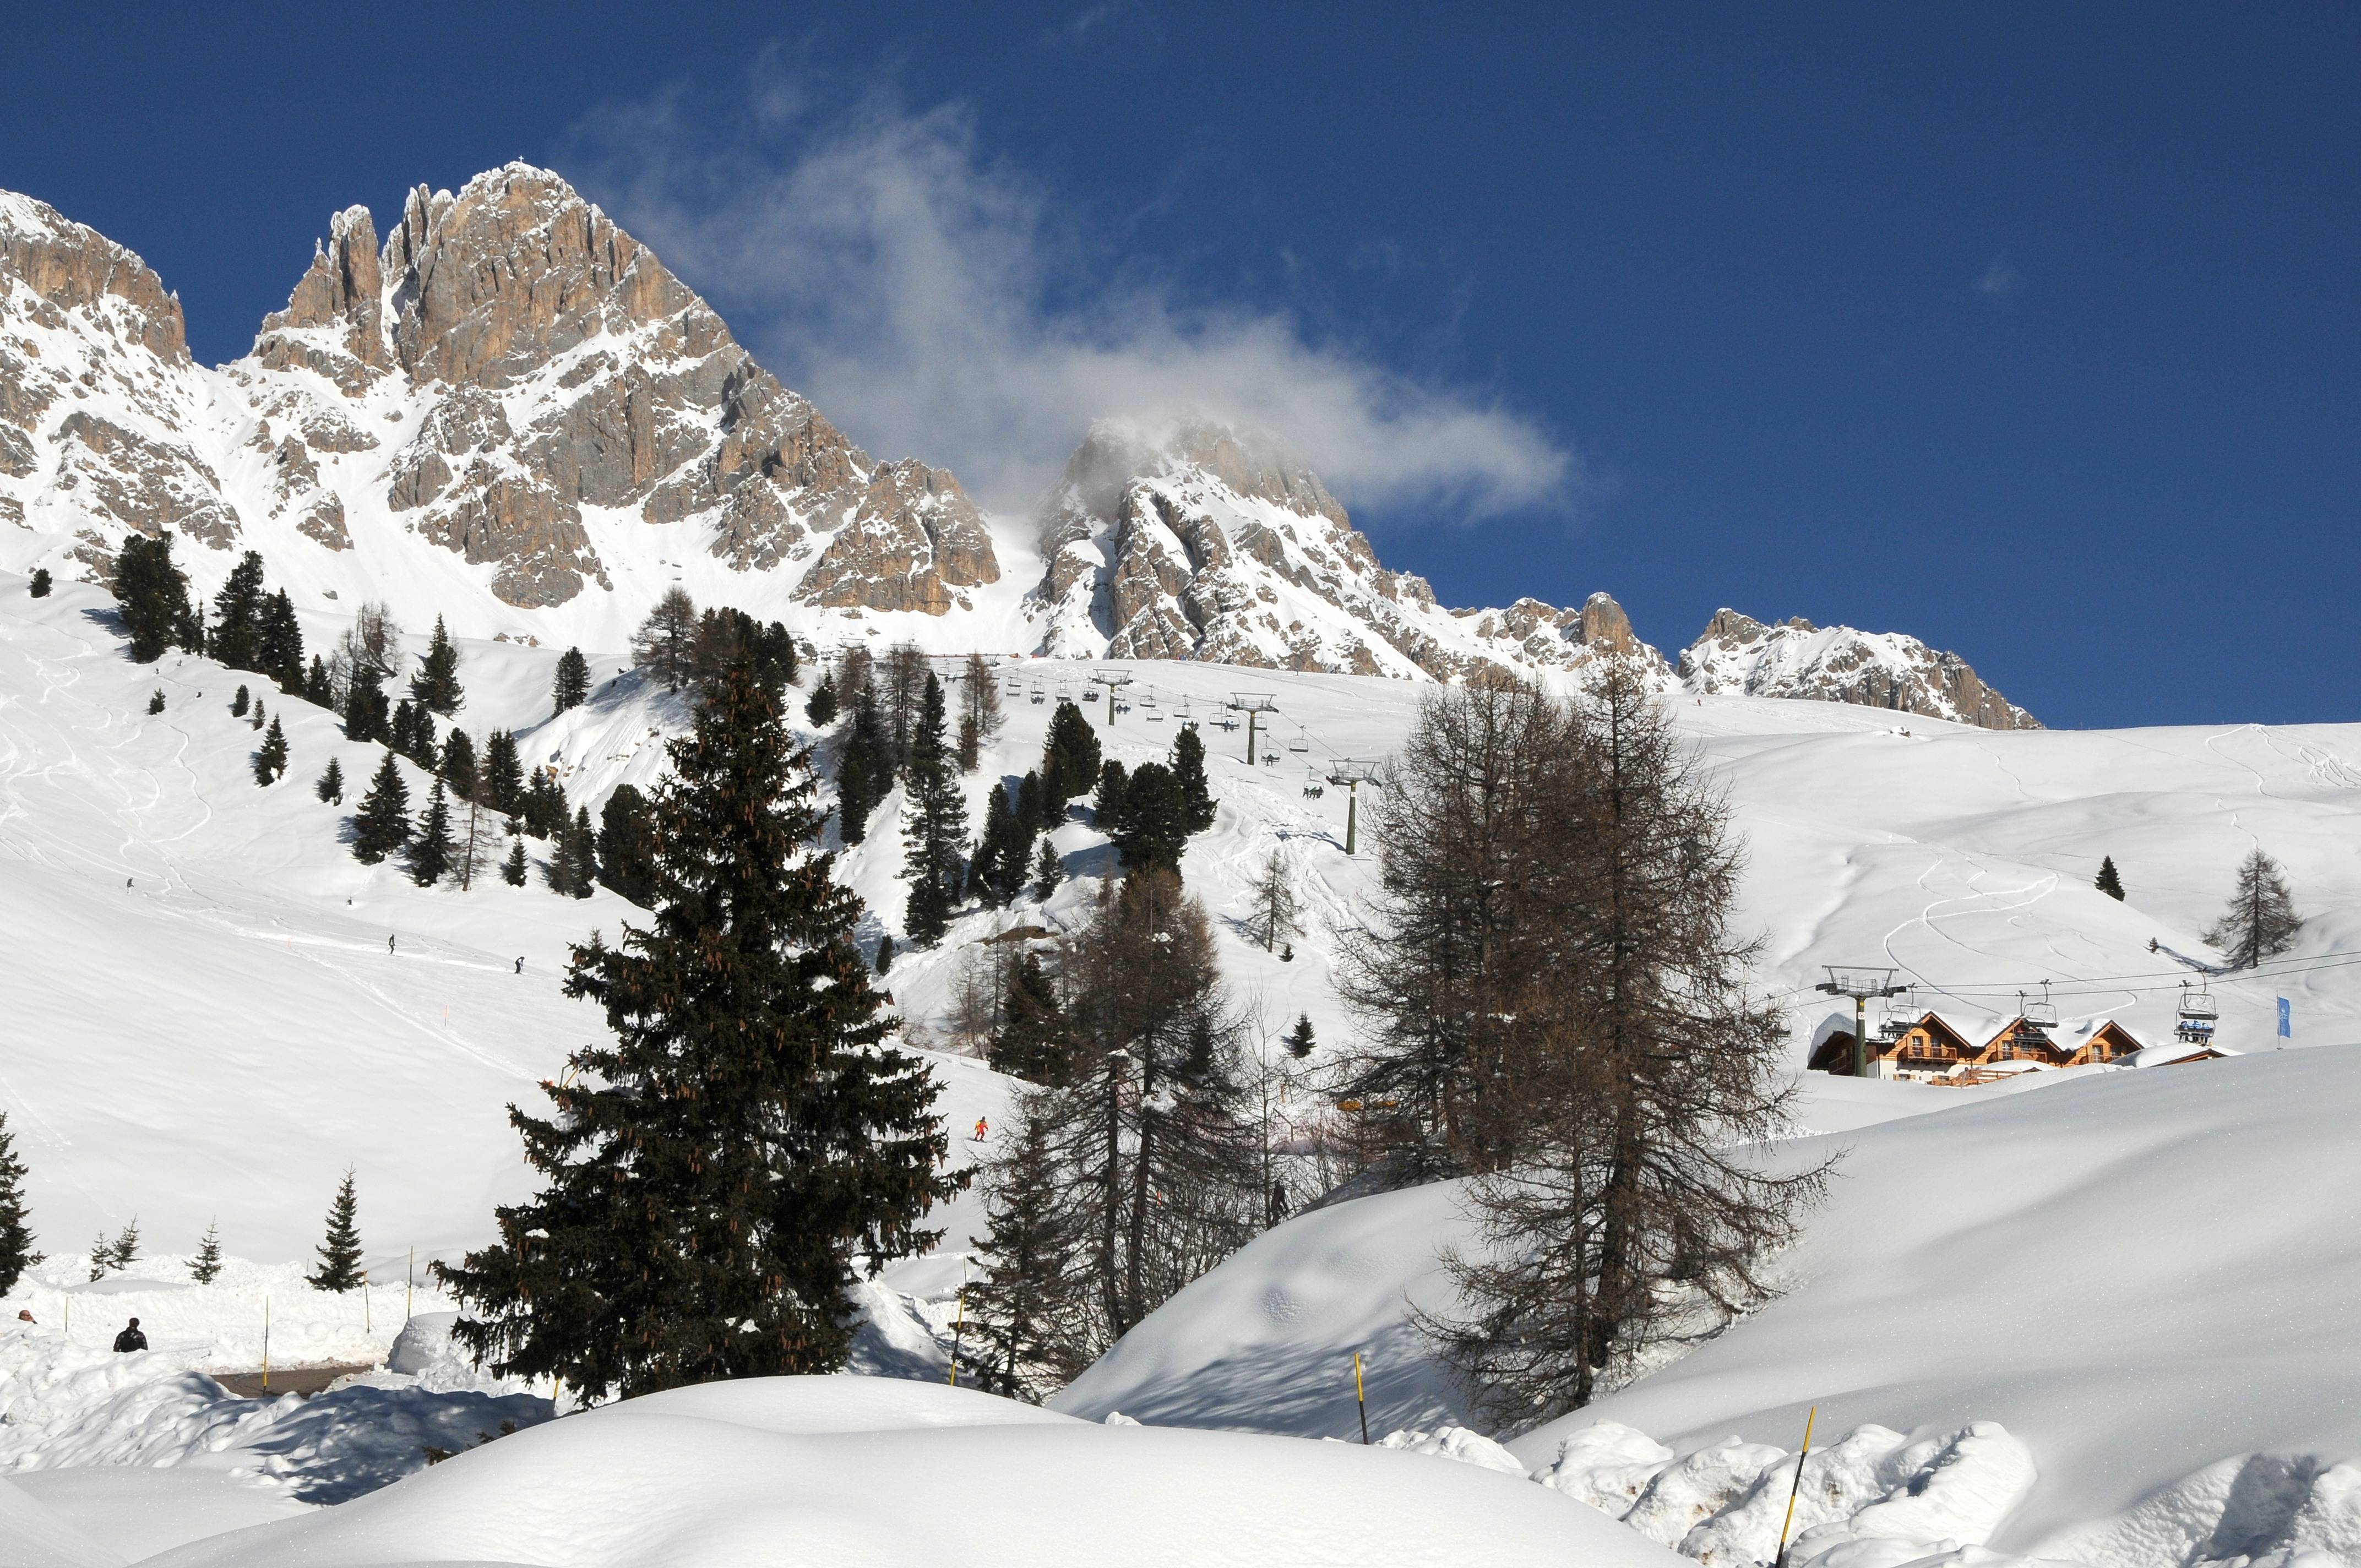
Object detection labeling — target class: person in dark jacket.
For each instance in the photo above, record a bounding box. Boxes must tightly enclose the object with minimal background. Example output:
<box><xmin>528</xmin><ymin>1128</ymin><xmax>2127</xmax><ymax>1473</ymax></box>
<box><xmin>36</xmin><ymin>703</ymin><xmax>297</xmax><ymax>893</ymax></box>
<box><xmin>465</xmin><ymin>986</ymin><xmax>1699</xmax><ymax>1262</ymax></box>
<box><xmin>112</xmin><ymin>1317</ymin><xmax>146</xmax><ymax>1353</ymax></box>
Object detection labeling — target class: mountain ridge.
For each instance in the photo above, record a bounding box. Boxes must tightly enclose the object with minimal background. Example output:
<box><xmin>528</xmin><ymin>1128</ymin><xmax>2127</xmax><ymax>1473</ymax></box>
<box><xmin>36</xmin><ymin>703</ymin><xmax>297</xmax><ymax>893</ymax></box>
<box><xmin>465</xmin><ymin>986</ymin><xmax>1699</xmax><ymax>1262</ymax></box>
<box><xmin>0</xmin><ymin>167</ymin><xmax>2035</xmax><ymax>728</ymax></box>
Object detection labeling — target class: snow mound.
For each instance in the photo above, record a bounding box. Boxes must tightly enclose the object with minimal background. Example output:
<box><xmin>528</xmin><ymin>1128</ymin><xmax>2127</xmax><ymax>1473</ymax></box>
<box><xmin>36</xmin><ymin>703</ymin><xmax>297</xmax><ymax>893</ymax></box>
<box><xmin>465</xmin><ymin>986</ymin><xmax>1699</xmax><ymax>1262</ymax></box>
<box><xmin>144</xmin><ymin>1374</ymin><xmax>1681</xmax><ymax>1567</ymax></box>
<box><xmin>1376</xmin><ymin>1423</ymin><xmax>1528</xmax><ymax>1476</ymax></box>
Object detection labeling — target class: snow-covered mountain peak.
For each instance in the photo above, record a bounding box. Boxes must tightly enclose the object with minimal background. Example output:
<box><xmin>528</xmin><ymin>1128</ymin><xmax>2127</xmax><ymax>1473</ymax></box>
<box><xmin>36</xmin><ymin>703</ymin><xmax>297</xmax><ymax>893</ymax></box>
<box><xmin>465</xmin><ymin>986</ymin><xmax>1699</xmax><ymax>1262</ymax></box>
<box><xmin>1678</xmin><ymin>607</ymin><xmax>2039</xmax><ymax>729</ymax></box>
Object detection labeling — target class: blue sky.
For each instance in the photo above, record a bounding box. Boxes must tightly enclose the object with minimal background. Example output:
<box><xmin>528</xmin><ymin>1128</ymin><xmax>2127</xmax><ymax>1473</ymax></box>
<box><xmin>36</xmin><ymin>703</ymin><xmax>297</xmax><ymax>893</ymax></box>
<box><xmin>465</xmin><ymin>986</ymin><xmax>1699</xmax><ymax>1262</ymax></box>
<box><xmin>7</xmin><ymin>3</ymin><xmax>2355</xmax><ymax>726</ymax></box>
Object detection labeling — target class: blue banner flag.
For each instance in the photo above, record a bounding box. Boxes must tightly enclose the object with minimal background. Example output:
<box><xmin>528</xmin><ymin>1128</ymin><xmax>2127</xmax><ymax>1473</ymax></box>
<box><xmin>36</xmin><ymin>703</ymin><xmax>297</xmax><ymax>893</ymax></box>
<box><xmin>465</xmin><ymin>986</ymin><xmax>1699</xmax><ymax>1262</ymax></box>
<box><xmin>2278</xmin><ymin>997</ymin><xmax>2292</xmax><ymax>1038</ymax></box>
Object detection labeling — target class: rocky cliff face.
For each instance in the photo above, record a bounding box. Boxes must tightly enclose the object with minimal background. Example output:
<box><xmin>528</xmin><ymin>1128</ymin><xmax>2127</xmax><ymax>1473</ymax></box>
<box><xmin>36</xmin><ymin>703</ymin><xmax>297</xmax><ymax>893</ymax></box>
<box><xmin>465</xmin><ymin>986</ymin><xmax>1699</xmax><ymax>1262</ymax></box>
<box><xmin>1027</xmin><ymin>421</ymin><xmax>1665</xmax><ymax>685</ymax></box>
<box><xmin>0</xmin><ymin>165</ymin><xmax>995</xmax><ymax>631</ymax></box>
<box><xmin>0</xmin><ymin>171</ymin><xmax>2032</xmax><ymax>729</ymax></box>
<box><xmin>1678</xmin><ymin>609</ymin><xmax>2039</xmax><ymax>729</ymax></box>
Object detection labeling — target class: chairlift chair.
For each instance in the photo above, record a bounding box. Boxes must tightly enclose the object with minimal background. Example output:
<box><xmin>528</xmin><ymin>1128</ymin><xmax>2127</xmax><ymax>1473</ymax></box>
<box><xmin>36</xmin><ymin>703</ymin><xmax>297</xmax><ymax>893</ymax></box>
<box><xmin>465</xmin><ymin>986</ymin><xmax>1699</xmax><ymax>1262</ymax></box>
<box><xmin>1303</xmin><ymin>767</ymin><xmax>1326</xmax><ymax>799</ymax></box>
<box><xmin>2022</xmin><ymin>982</ymin><xmax>2059</xmax><ymax>1031</ymax></box>
<box><xmin>2175</xmin><ymin>982</ymin><xmax>2219</xmax><ymax>1044</ymax></box>
<box><xmin>1082</xmin><ymin>688</ymin><xmax>1100</xmax><ymax>702</ymax></box>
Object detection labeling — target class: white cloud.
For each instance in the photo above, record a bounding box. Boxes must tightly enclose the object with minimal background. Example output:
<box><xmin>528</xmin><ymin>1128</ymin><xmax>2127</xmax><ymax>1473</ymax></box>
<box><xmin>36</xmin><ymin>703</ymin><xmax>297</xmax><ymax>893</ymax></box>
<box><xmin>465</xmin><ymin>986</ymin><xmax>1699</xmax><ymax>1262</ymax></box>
<box><xmin>1976</xmin><ymin>254</ymin><xmax>2021</xmax><ymax>298</ymax></box>
<box><xmin>566</xmin><ymin>78</ymin><xmax>1574</xmax><ymax>525</ymax></box>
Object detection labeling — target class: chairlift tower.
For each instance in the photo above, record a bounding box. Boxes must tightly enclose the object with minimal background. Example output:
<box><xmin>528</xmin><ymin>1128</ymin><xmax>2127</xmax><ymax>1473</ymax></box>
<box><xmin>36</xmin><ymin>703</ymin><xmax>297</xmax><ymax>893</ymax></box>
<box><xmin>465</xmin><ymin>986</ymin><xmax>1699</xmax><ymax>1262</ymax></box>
<box><xmin>1089</xmin><ymin>670</ymin><xmax>1135</xmax><ymax>725</ymax></box>
<box><xmin>1815</xmin><ymin>965</ymin><xmax>1910</xmax><ymax>1078</ymax></box>
<box><xmin>1227</xmin><ymin>692</ymin><xmax>1279</xmax><ymax>764</ymax></box>
<box><xmin>1324</xmin><ymin>759</ymin><xmax>1383</xmax><ymax>855</ymax></box>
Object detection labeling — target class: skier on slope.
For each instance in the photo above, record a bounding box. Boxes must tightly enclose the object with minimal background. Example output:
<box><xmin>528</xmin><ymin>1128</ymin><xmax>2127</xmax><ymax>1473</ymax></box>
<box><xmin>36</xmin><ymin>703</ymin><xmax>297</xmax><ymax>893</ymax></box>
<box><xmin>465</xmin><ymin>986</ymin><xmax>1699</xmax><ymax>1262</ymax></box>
<box><xmin>388</xmin><ymin>935</ymin><xmax>396</xmax><ymax>955</ymax></box>
<box><xmin>112</xmin><ymin>1317</ymin><xmax>146</xmax><ymax>1353</ymax></box>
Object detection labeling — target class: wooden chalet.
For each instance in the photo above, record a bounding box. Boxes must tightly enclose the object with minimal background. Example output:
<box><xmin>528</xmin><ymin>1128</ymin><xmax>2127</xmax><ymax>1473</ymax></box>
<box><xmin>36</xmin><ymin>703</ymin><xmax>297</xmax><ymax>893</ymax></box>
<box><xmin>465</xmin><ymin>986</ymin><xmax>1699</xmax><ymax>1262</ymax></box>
<box><xmin>1972</xmin><ymin>1015</ymin><xmax>2071</xmax><ymax>1069</ymax></box>
<box><xmin>2061</xmin><ymin>1020</ymin><xmax>2144</xmax><ymax>1068</ymax></box>
<box><xmin>1809</xmin><ymin>1011</ymin><xmax>1979</xmax><ymax>1081</ymax></box>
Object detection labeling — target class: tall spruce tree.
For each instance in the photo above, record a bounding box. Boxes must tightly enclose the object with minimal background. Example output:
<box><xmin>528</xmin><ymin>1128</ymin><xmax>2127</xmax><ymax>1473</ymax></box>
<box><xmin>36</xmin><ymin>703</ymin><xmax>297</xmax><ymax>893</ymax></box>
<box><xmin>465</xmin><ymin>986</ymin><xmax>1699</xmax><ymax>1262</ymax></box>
<box><xmin>552</xmin><ymin>647</ymin><xmax>591</xmax><ymax>714</ymax></box>
<box><xmin>804</xmin><ymin>671</ymin><xmax>840</xmax><ymax>727</ymax></box>
<box><xmin>965</xmin><ymin>1095</ymin><xmax>1092</xmax><ymax>1400</ymax></box>
<box><xmin>441</xmin><ymin>728</ymin><xmax>477</xmax><ymax>800</ymax></box>
<box><xmin>27</xmin><ymin>568</ymin><xmax>50</xmax><ymax>598</ymax></box>
<box><xmin>344</xmin><ymin>665</ymin><xmax>389</xmax><ymax>744</ymax></box>
<box><xmin>630</xmin><ymin>586</ymin><xmax>699</xmax><ymax>690</ymax></box>
<box><xmin>1244</xmin><ymin>848</ymin><xmax>1302</xmax><ymax>952</ymax></box>
<box><xmin>1111</xmin><ymin>762</ymin><xmax>1191</xmax><ymax>877</ymax></box>
<box><xmin>1039</xmin><ymin>700</ymin><xmax>1101</xmax><ymax>812</ymax></box>
<box><xmin>501</xmin><ymin>834</ymin><xmax>529</xmax><ymax>886</ymax></box>
<box><xmin>971</xmin><ymin>783</ymin><xmax>1022</xmax><ymax>908</ymax></box>
<box><xmin>597</xmin><ymin>785</ymin><xmax>660</xmax><ymax>906</ymax></box>
<box><xmin>2095</xmin><ymin>855</ymin><xmax>2126</xmax><ymax>901</ymax></box>
<box><xmin>350</xmin><ymin>751</ymin><xmax>412</xmax><ymax>864</ymax></box>
<box><xmin>310</xmin><ymin>1172</ymin><xmax>364</xmax><ymax>1292</ymax></box>
<box><xmin>2204</xmin><ymin>848</ymin><xmax>2304</xmax><ymax>968</ymax></box>
<box><xmin>835</xmin><ymin>685</ymin><xmax>891</xmax><ymax>845</ymax></box>
<box><xmin>190</xmin><ymin>1220</ymin><xmax>222</xmax><ymax>1285</ymax></box>
<box><xmin>258</xmin><ymin>589</ymin><xmax>306</xmax><ymax>692</ymax></box>
<box><xmin>480</xmin><ymin>731</ymin><xmax>525</xmax><ymax>816</ymax></box>
<box><xmin>110</xmin><ymin>1216</ymin><xmax>140</xmax><ymax>1268</ymax></box>
<box><xmin>1172</xmin><ymin>726</ymin><xmax>1216</xmax><ymax>833</ymax></box>
<box><xmin>254</xmin><ymin>716</ymin><xmax>288</xmax><ymax>786</ymax></box>
<box><xmin>231</xmin><ymin>685</ymin><xmax>250</xmax><ymax>718</ymax></box>
<box><xmin>315</xmin><ymin>756</ymin><xmax>345</xmax><ymax>804</ymax></box>
<box><xmin>0</xmin><ymin>1114</ymin><xmax>40</xmax><ymax>1295</ymax></box>
<box><xmin>899</xmin><ymin>674</ymin><xmax>969</xmax><ymax>944</ymax></box>
<box><xmin>209</xmin><ymin>551</ymin><xmax>267</xmax><ymax>672</ymax></box>
<box><xmin>410</xmin><ymin>616</ymin><xmax>464</xmax><ymax>714</ymax></box>
<box><xmin>1032</xmin><ymin>838</ymin><xmax>1065</xmax><ymax>900</ymax></box>
<box><xmin>303</xmin><ymin>655</ymin><xmax>334</xmax><ymax>709</ymax></box>
<box><xmin>407</xmin><ymin>777</ymin><xmax>457</xmax><ymax>886</ymax></box>
<box><xmin>434</xmin><ymin>655</ymin><xmax>957</xmax><ymax>1401</ymax></box>
<box><xmin>987</xmin><ymin>952</ymin><xmax>1068</xmax><ymax>1081</ymax></box>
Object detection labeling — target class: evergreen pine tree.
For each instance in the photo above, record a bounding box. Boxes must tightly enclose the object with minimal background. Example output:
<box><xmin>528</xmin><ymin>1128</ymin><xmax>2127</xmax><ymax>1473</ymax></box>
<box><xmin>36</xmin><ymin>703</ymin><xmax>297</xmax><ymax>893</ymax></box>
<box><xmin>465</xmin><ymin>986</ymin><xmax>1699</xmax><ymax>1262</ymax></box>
<box><xmin>835</xmin><ymin>686</ymin><xmax>890</xmax><ymax>845</ymax></box>
<box><xmin>434</xmin><ymin>655</ymin><xmax>957</xmax><ymax>1400</ymax></box>
<box><xmin>1111</xmin><ymin>762</ymin><xmax>1190</xmax><ymax>876</ymax></box>
<box><xmin>1094</xmin><ymin>760</ymin><xmax>1130</xmax><ymax>834</ymax></box>
<box><xmin>597</xmin><ymin>784</ymin><xmax>660</xmax><ymax>905</ymax></box>
<box><xmin>2204</xmin><ymin>848</ymin><xmax>2305</xmax><ymax>968</ymax></box>
<box><xmin>309</xmin><ymin>1172</ymin><xmax>364</xmax><ymax>1292</ymax></box>
<box><xmin>344</xmin><ymin>665</ymin><xmax>389</xmax><ymax>744</ymax></box>
<box><xmin>28</xmin><ymin>568</ymin><xmax>50</xmax><ymax>598</ymax></box>
<box><xmin>257</xmin><ymin>589</ymin><xmax>306</xmax><ymax>692</ymax></box>
<box><xmin>1038</xmin><ymin>700</ymin><xmax>1101</xmax><ymax>811</ymax></box>
<box><xmin>551</xmin><ymin>646</ymin><xmax>591</xmax><ymax>715</ymax></box>
<box><xmin>965</xmin><ymin>1096</ymin><xmax>1092</xmax><ymax>1399</ymax></box>
<box><xmin>147</xmin><ymin>689</ymin><xmax>165</xmax><ymax>715</ymax></box>
<box><xmin>315</xmin><ymin>756</ymin><xmax>345</xmax><ymax>804</ymax></box>
<box><xmin>1284</xmin><ymin>1012</ymin><xmax>1316</xmax><ymax>1059</ymax></box>
<box><xmin>565</xmin><ymin>807</ymin><xmax>599</xmax><ymax>899</ymax></box>
<box><xmin>190</xmin><ymin>1219</ymin><xmax>222</xmax><ymax>1285</ymax></box>
<box><xmin>410</xmin><ymin>616</ymin><xmax>465</xmax><ymax>714</ymax></box>
<box><xmin>351</xmin><ymin>751</ymin><xmax>412</xmax><ymax>864</ymax></box>
<box><xmin>971</xmin><ymin>783</ymin><xmax>1020</xmax><ymax>908</ymax></box>
<box><xmin>501</xmin><ymin>834</ymin><xmax>529</xmax><ymax>887</ymax></box>
<box><xmin>110</xmin><ymin>1216</ymin><xmax>139</xmax><ymax>1269</ymax></box>
<box><xmin>0</xmin><ymin>1114</ymin><xmax>41</xmax><ymax>1295</ymax></box>
<box><xmin>1172</xmin><ymin>725</ymin><xmax>1216</xmax><ymax>833</ymax></box>
<box><xmin>407</xmin><ymin>777</ymin><xmax>457</xmax><ymax>886</ymax></box>
<box><xmin>208</xmin><ymin>551</ymin><xmax>267</xmax><ymax>672</ymax></box>
<box><xmin>254</xmin><ymin>716</ymin><xmax>288</xmax><ymax>785</ymax></box>
<box><xmin>804</xmin><ymin>671</ymin><xmax>839</xmax><ymax>727</ymax></box>
<box><xmin>987</xmin><ymin>954</ymin><xmax>1069</xmax><ymax>1081</ymax></box>
<box><xmin>522</xmin><ymin>771</ymin><xmax>568</xmax><ymax>840</ymax></box>
<box><xmin>874</xmin><ymin>934</ymin><xmax>896</xmax><ymax>976</ymax></box>
<box><xmin>231</xmin><ymin>685</ymin><xmax>250</xmax><ymax>718</ymax></box>
<box><xmin>250</xmin><ymin>695</ymin><xmax>267</xmax><ymax>732</ymax></box>
<box><xmin>441</xmin><ymin>728</ymin><xmax>477</xmax><ymax>800</ymax></box>
<box><xmin>900</xmin><ymin>675</ymin><xmax>969</xmax><ymax>944</ymax></box>
<box><xmin>88</xmin><ymin>1231</ymin><xmax>113</xmax><ymax>1282</ymax></box>
<box><xmin>955</xmin><ymin>651</ymin><xmax>1003</xmax><ymax>774</ymax></box>
<box><xmin>1032</xmin><ymin>837</ymin><xmax>1065</xmax><ymax>900</ymax></box>
<box><xmin>630</xmin><ymin>586</ymin><xmax>700</xmax><ymax>690</ymax></box>
<box><xmin>2095</xmin><ymin>855</ymin><xmax>2125</xmax><ymax>901</ymax></box>
<box><xmin>303</xmin><ymin>655</ymin><xmax>334</xmax><ymax>708</ymax></box>
<box><xmin>481</xmin><ymin>731</ymin><xmax>525</xmax><ymax>816</ymax></box>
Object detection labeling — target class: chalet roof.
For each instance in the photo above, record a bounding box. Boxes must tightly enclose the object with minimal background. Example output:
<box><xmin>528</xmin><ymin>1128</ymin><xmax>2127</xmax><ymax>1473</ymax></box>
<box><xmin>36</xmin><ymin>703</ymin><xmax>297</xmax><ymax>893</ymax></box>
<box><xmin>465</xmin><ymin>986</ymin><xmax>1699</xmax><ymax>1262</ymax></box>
<box><xmin>1920</xmin><ymin>1011</ymin><xmax>1992</xmax><ymax>1049</ymax></box>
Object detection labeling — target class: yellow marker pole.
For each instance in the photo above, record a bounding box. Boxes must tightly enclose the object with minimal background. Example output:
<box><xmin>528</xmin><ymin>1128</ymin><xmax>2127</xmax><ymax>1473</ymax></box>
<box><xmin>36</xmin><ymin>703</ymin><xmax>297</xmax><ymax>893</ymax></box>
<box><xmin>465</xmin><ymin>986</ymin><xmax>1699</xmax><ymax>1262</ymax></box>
<box><xmin>262</xmin><ymin>1298</ymin><xmax>271</xmax><ymax>1392</ymax></box>
<box><xmin>1774</xmin><ymin>1406</ymin><xmax>1819</xmax><ymax>1568</ymax></box>
<box><xmin>1353</xmin><ymin>1351</ymin><xmax>1369</xmax><ymax>1444</ymax></box>
<box><xmin>947</xmin><ymin>1286</ymin><xmax>966</xmax><ymax>1387</ymax></box>
<box><xmin>363</xmin><ymin>1270</ymin><xmax>371</xmax><ymax>1336</ymax></box>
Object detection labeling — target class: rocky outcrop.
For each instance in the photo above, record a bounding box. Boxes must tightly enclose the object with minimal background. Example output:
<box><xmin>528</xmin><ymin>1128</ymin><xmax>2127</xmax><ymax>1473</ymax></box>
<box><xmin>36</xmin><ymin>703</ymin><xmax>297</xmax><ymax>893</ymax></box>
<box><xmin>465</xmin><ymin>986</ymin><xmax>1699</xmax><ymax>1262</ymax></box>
<box><xmin>252</xmin><ymin>206</ymin><xmax>387</xmax><ymax>394</ymax></box>
<box><xmin>1031</xmin><ymin>421</ymin><xmax>1668</xmax><ymax>685</ymax></box>
<box><xmin>1678</xmin><ymin>609</ymin><xmax>2039</xmax><ymax>730</ymax></box>
<box><xmin>0</xmin><ymin>193</ymin><xmax>188</xmax><ymax>365</ymax></box>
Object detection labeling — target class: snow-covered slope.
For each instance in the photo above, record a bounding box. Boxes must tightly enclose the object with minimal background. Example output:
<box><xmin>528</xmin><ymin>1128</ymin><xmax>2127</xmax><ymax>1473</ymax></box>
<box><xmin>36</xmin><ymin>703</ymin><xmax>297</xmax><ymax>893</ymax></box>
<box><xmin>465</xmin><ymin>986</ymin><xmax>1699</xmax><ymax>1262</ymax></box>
<box><xmin>0</xmin><ymin>172</ymin><xmax>2037</xmax><ymax>727</ymax></box>
<box><xmin>144</xmin><ymin>1374</ymin><xmax>1679</xmax><ymax>1568</ymax></box>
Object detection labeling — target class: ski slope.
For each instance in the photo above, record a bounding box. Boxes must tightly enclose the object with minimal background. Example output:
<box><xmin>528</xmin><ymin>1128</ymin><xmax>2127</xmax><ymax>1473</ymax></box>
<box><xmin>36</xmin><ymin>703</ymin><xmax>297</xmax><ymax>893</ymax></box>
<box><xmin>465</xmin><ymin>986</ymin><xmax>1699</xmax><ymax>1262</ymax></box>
<box><xmin>12</xmin><ymin>570</ymin><xmax>2361</xmax><ymax>1559</ymax></box>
